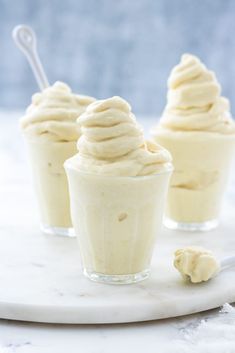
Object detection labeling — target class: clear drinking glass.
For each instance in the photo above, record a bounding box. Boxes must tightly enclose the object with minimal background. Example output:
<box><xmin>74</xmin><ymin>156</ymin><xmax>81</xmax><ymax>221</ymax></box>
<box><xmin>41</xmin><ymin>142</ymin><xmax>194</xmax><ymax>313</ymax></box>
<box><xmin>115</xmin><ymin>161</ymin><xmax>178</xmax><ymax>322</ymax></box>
<box><xmin>65</xmin><ymin>162</ymin><xmax>172</xmax><ymax>284</ymax></box>
<box><xmin>152</xmin><ymin>130</ymin><xmax>235</xmax><ymax>232</ymax></box>
<box><xmin>26</xmin><ymin>139</ymin><xmax>77</xmax><ymax>237</ymax></box>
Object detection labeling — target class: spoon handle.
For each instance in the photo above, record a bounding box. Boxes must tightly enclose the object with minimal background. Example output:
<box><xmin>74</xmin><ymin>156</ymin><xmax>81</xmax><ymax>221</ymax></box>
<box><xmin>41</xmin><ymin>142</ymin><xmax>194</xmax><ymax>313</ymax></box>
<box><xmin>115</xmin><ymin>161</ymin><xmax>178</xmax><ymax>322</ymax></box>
<box><xmin>12</xmin><ymin>25</ymin><xmax>49</xmax><ymax>91</ymax></box>
<box><xmin>221</xmin><ymin>255</ymin><xmax>235</xmax><ymax>269</ymax></box>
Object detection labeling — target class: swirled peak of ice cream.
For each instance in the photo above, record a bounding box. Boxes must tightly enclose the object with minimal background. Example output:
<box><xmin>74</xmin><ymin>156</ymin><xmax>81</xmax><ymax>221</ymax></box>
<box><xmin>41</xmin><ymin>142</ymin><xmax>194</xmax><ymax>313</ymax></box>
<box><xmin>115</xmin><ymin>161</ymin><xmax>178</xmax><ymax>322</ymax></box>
<box><xmin>174</xmin><ymin>246</ymin><xmax>220</xmax><ymax>283</ymax></box>
<box><xmin>73</xmin><ymin>96</ymin><xmax>172</xmax><ymax>176</ymax></box>
<box><xmin>20</xmin><ymin>81</ymin><xmax>95</xmax><ymax>142</ymax></box>
<box><xmin>160</xmin><ymin>54</ymin><xmax>235</xmax><ymax>134</ymax></box>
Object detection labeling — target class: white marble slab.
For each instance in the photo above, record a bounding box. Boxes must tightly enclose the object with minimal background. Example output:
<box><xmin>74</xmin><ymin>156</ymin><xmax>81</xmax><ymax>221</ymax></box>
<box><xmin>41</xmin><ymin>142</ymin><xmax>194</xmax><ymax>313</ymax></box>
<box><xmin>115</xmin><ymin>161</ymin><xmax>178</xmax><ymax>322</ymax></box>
<box><xmin>0</xmin><ymin>187</ymin><xmax>235</xmax><ymax>324</ymax></box>
<box><xmin>1</xmin><ymin>113</ymin><xmax>235</xmax><ymax>325</ymax></box>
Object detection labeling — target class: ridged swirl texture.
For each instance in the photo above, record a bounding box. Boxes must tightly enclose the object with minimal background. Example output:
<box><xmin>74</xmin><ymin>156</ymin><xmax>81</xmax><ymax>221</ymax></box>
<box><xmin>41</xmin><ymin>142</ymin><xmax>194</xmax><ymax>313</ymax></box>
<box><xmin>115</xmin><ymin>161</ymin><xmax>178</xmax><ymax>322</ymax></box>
<box><xmin>160</xmin><ymin>54</ymin><xmax>235</xmax><ymax>134</ymax></box>
<box><xmin>76</xmin><ymin>96</ymin><xmax>172</xmax><ymax>176</ymax></box>
<box><xmin>20</xmin><ymin>81</ymin><xmax>95</xmax><ymax>142</ymax></box>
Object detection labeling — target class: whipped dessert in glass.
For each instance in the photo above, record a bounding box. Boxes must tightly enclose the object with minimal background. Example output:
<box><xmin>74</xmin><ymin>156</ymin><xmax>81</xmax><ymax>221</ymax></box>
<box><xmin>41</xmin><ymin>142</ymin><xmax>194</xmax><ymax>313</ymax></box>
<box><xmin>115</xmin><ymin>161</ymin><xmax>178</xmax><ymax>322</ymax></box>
<box><xmin>152</xmin><ymin>54</ymin><xmax>235</xmax><ymax>231</ymax></box>
<box><xmin>65</xmin><ymin>96</ymin><xmax>172</xmax><ymax>284</ymax></box>
<box><xmin>20</xmin><ymin>81</ymin><xmax>95</xmax><ymax>236</ymax></box>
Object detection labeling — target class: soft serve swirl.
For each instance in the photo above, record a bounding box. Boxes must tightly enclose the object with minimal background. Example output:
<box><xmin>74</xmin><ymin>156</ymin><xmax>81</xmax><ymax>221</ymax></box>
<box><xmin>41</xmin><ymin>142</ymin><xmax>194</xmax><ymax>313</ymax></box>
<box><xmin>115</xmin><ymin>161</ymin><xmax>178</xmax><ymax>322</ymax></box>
<box><xmin>21</xmin><ymin>81</ymin><xmax>95</xmax><ymax>142</ymax></box>
<box><xmin>160</xmin><ymin>54</ymin><xmax>235</xmax><ymax>134</ymax></box>
<box><xmin>74</xmin><ymin>96</ymin><xmax>172</xmax><ymax>176</ymax></box>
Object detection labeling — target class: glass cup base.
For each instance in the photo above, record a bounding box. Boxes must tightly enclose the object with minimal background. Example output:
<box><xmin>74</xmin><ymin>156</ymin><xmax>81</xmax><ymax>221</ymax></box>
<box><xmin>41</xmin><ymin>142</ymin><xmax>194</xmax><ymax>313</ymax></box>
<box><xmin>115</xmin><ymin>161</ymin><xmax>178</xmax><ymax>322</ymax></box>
<box><xmin>40</xmin><ymin>224</ymin><xmax>75</xmax><ymax>237</ymax></box>
<box><xmin>83</xmin><ymin>268</ymin><xmax>150</xmax><ymax>285</ymax></box>
<box><xmin>164</xmin><ymin>218</ymin><xmax>218</xmax><ymax>232</ymax></box>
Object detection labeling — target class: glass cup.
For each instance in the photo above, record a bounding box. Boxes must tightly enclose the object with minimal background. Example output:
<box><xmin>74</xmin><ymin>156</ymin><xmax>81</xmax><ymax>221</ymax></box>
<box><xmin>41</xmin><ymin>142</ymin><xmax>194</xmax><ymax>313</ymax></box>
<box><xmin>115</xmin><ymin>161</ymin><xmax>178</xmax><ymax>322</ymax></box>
<box><xmin>65</xmin><ymin>161</ymin><xmax>172</xmax><ymax>284</ymax></box>
<box><xmin>26</xmin><ymin>139</ymin><xmax>77</xmax><ymax>236</ymax></box>
<box><xmin>152</xmin><ymin>130</ymin><xmax>235</xmax><ymax>231</ymax></box>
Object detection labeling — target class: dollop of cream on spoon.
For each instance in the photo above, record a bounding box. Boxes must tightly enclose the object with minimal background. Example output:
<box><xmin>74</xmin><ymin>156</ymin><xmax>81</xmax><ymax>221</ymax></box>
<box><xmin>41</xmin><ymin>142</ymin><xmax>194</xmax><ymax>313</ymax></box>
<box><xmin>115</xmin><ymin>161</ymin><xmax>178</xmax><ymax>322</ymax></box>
<box><xmin>174</xmin><ymin>246</ymin><xmax>220</xmax><ymax>283</ymax></box>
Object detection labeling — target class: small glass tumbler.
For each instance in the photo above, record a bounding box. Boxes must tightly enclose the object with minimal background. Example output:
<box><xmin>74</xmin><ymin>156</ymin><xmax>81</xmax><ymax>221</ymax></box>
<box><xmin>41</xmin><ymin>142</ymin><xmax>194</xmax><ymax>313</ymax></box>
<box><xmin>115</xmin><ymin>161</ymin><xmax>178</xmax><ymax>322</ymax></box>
<box><xmin>65</xmin><ymin>161</ymin><xmax>172</xmax><ymax>284</ymax></box>
<box><xmin>26</xmin><ymin>139</ymin><xmax>77</xmax><ymax>237</ymax></box>
<box><xmin>152</xmin><ymin>129</ymin><xmax>235</xmax><ymax>232</ymax></box>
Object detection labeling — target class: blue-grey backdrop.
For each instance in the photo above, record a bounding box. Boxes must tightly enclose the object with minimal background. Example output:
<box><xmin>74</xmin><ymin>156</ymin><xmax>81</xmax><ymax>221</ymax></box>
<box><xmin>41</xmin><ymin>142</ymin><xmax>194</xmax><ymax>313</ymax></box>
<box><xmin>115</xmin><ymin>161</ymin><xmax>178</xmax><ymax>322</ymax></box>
<box><xmin>1</xmin><ymin>0</ymin><xmax>235</xmax><ymax>115</ymax></box>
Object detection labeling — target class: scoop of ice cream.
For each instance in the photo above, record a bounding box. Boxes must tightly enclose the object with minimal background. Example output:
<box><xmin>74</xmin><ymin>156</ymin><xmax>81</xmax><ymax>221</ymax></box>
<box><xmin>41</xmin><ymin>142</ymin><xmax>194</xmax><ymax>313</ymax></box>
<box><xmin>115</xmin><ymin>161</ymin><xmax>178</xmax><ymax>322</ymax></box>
<box><xmin>159</xmin><ymin>54</ymin><xmax>235</xmax><ymax>134</ymax></box>
<box><xmin>72</xmin><ymin>96</ymin><xmax>172</xmax><ymax>176</ymax></box>
<box><xmin>174</xmin><ymin>246</ymin><xmax>220</xmax><ymax>283</ymax></box>
<box><xmin>20</xmin><ymin>81</ymin><xmax>95</xmax><ymax>142</ymax></box>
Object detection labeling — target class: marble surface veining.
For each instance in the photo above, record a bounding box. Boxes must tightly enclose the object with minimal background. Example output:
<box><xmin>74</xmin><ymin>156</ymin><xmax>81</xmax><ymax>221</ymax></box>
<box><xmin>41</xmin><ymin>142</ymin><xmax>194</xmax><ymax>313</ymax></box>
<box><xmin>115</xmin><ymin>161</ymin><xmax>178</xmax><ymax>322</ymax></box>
<box><xmin>1</xmin><ymin>207</ymin><xmax>235</xmax><ymax>324</ymax></box>
<box><xmin>0</xmin><ymin>305</ymin><xmax>235</xmax><ymax>353</ymax></box>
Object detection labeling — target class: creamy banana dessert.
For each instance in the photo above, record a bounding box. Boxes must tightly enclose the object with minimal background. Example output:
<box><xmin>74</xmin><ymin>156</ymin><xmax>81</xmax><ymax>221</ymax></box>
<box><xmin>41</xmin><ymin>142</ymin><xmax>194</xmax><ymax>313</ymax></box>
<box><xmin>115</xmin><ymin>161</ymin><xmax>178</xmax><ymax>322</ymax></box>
<box><xmin>174</xmin><ymin>246</ymin><xmax>220</xmax><ymax>283</ymax></box>
<box><xmin>152</xmin><ymin>54</ymin><xmax>235</xmax><ymax>230</ymax></box>
<box><xmin>65</xmin><ymin>96</ymin><xmax>172</xmax><ymax>283</ymax></box>
<box><xmin>21</xmin><ymin>81</ymin><xmax>95</xmax><ymax>235</ymax></box>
